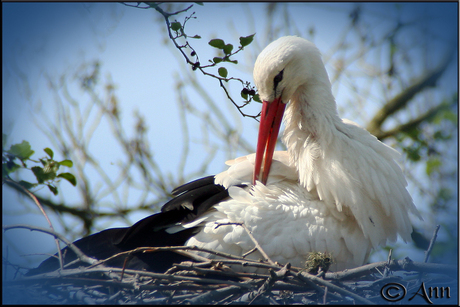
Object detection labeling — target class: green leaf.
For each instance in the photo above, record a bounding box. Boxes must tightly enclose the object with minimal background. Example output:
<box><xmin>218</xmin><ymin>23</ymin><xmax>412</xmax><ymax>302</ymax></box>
<box><xmin>8</xmin><ymin>141</ymin><xmax>34</xmax><ymax>160</ymax></box>
<box><xmin>253</xmin><ymin>94</ymin><xmax>261</xmax><ymax>103</ymax></box>
<box><xmin>31</xmin><ymin>166</ymin><xmax>45</xmax><ymax>184</ymax></box>
<box><xmin>404</xmin><ymin>147</ymin><xmax>421</xmax><ymax>162</ymax></box>
<box><xmin>190</xmin><ymin>35</ymin><xmax>201</xmax><ymax>39</ymax></box>
<box><xmin>32</xmin><ymin>166</ymin><xmax>56</xmax><ymax>183</ymax></box>
<box><xmin>241</xmin><ymin>90</ymin><xmax>248</xmax><ymax>100</ymax></box>
<box><xmin>437</xmin><ymin>188</ymin><xmax>452</xmax><ymax>201</ymax></box>
<box><xmin>194</xmin><ymin>2</ymin><xmax>204</xmax><ymax>5</ymax></box>
<box><xmin>213</xmin><ymin>57</ymin><xmax>223</xmax><ymax>64</ymax></box>
<box><xmin>218</xmin><ymin>67</ymin><xmax>228</xmax><ymax>78</ymax></box>
<box><xmin>443</xmin><ymin>110</ymin><xmax>457</xmax><ymax>124</ymax></box>
<box><xmin>2</xmin><ymin>162</ymin><xmax>20</xmax><ymax>177</ymax></box>
<box><xmin>58</xmin><ymin>159</ymin><xmax>73</xmax><ymax>167</ymax></box>
<box><xmin>58</xmin><ymin>172</ymin><xmax>77</xmax><ymax>186</ymax></box>
<box><xmin>222</xmin><ymin>56</ymin><xmax>238</xmax><ymax>64</ymax></box>
<box><xmin>44</xmin><ymin>148</ymin><xmax>54</xmax><ymax>159</ymax></box>
<box><xmin>426</xmin><ymin>158</ymin><xmax>441</xmax><ymax>176</ymax></box>
<box><xmin>209</xmin><ymin>39</ymin><xmax>225</xmax><ymax>49</ymax></box>
<box><xmin>433</xmin><ymin>108</ymin><xmax>457</xmax><ymax>125</ymax></box>
<box><xmin>47</xmin><ymin>184</ymin><xmax>58</xmax><ymax>195</ymax></box>
<box><xmin>170</xmin><ymin>22</ymin><xmax>182</xmax><ymax>32</ymax></box>
<box><xmin>18</xmin><ymin>180</ymin><xmax>37</xmax><ymax>190</ymax></box>
<box><xmin>239</xmin><ymin>34</ymin><xmax>255</xmax><ymax>47</ymax></box>
<box><xmin>223</xmin><ymin>44</ymin><xmax>233</xmax><ymax>55</ymax></box>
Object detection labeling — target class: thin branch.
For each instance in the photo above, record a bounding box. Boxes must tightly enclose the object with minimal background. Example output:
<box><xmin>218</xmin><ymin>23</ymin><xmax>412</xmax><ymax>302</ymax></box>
<box><xmin>248</xmin><ymin>263</ymin><xmax>290</xmax><ymax>304</ymax></box>
<box><xmin>215</xmin><ymin>222</ymin><xmax>277</xmax><ymax>266</ymax></box>
<box><xmin>382</xmin><ymin>249</ymin><xmax>392</xmax><ymax>277</ymax></box>
<box><xmin>2</xmin><ymin>224</ymin><xmax>97</xmax><ymax>266</ymax></box>
<box><xmin>325</xmin><ymin>257</ymin><xmax>457</xmax><ymax>281</ymax></box>
<box><xmin>4</xmin><ymin>180</ymin><xmax>129</xmax><ymax>222</ymax></box>
<box><xmin>23</xmin><ymin>266</ymin><xmax>252</xmax><ymax>288</ymax></box>
<box><xmin>423</xmin><ymin>225</ymin><xmax>440</xmax><ymax>263</ymax></box>
<box><xmin>88</xmin><ymin>245</ymin><xmax>270</xmax><ymax>270</ymax></box>
<box><xmin>296</xmin><ymin>270</ymin><xmax>376</xmax><ymax>305</ymax></box>
<box><xmin>3</xmin><ymin>178</ymin><xmax>64</xmax><ymax>271</ymax></box>
<box><xmin>184</xmin><ymin>285</ymin><xmax>244</xmax><ymax>305</ymax></box>
<box><xmin>149</xmin><ymin>3</ymin><xmax>260</xmax><ymax>120</ymax></box>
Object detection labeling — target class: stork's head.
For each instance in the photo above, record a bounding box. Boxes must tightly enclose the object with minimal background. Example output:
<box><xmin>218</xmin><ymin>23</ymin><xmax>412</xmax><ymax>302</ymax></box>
<box><xmin>254</xmin><ymin>36</ymin><xmax>327</xmax><ymax>104</ymax></box>
<box><xmin>252</xmin><ymin>36</ymin><xmax>328</xmax><ymax>185</ymax></box>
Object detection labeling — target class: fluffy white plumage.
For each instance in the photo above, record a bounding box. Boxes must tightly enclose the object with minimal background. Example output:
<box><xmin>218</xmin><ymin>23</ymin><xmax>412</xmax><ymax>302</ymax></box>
<box><xmin>185</xmin><ymin>36</ymin><xmax>421</xmax><ymax>272</ymax></box>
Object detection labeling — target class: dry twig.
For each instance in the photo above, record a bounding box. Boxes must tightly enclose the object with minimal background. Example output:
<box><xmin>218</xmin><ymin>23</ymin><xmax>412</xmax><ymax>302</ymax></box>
<box><xmin>424</xmin><ymin>225</ymin><xmax>440</xmax><ymax>263</ymax></box>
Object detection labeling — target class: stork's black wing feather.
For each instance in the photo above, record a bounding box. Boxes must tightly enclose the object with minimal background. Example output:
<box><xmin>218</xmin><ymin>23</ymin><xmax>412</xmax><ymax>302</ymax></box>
<box><xmin>170</xmin><ymin>175</ymin><xmax>217</xmax><ymax>196</ymax></box>
<box><xmin>161</xmin><ymin>177</ymin><xmax>228</xmax><ymax>223</ymax></box>
<box><xmin>162</xmin><ymin>176</ymin><xmax>248</xmax><ymax>224</ymax></box>
<box><xmin>26</xmin><ymin>175</ymin><xmax>237</xmax><ymax>276</ymax></box>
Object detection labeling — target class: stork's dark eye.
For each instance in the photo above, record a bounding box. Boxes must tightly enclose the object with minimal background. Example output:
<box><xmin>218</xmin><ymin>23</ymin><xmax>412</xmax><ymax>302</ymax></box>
<box><xmin>273</xmin><ymin>69</ymin><xmax>284</xmax><ymax>90</ymax></box>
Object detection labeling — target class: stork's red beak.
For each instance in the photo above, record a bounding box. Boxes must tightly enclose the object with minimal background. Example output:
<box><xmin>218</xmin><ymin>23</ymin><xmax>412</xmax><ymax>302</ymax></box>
<box><xmin>253</xmin><ymin>97</ymin><xmax>286</xmax><ymax>185</ymax></box>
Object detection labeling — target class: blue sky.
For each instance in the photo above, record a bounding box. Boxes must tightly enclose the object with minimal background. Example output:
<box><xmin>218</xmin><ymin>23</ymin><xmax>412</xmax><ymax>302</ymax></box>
<box><xmin>2</xmin><ymin>2</ymin><xmax>457</xmax><ymax>272</ymax></box>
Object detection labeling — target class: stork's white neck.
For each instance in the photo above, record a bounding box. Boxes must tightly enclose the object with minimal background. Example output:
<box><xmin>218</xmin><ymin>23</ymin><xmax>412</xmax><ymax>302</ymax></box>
<box><xmin>282</xmin><ymin>82</ymin><xmax>343</xmax><ymax>189</ymax></box>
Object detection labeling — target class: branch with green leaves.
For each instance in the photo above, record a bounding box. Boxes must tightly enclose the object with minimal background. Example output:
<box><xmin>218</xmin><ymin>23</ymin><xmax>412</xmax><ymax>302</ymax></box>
<box><xmin>127</xmin><ymin>2</ymin><xmax>260</xmax><ymax>120</ymax></box>
<box><xmin>2</xmin><ymin>139</ymin><xmax>76</xmax><ymax>196</ymax></box>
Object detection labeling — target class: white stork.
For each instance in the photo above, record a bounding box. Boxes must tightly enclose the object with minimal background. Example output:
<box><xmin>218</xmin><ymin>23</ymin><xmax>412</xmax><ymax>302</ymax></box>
<box><xmin>181</xmin><ymin>36</ymin><xmax>421</xmax><ymax>271</ymax></box>
<box><xmin>28</xmin><ymin>36</ymin><xmax>421</xmax><ymax>276</ymax></box>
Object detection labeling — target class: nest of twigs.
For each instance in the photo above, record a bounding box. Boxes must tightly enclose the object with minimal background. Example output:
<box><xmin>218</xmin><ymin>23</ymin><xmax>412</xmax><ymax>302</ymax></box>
<box><xmin>3</xmin><ymin>245</ymin><xmax>457</xmax><ymax>305</ymax></box>
<box><xmin>3</xmin><ymin>222</ymin><xmax>457</xmax><ymax>304</ymax></box>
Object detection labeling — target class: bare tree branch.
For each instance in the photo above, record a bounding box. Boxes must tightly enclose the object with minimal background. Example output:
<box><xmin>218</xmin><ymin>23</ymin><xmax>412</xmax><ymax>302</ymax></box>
<box><xmin>373</xmin><ymin>96</ymin><xmax>457</xmax><ymax>140</ymax></box>
<box><xmin>367</xmin><ymin>48</ymin><xmax>456</xmax><ymax>137</ymax></box>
